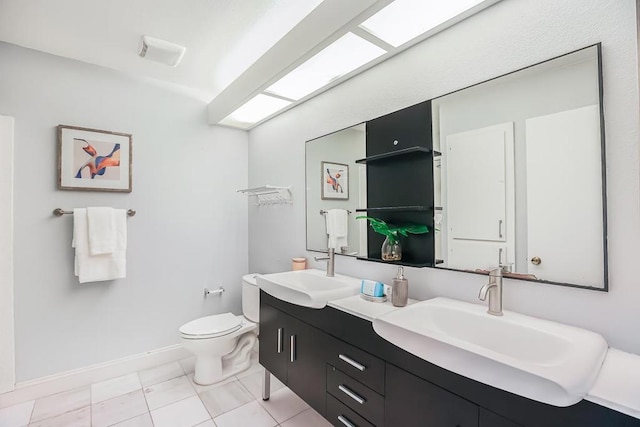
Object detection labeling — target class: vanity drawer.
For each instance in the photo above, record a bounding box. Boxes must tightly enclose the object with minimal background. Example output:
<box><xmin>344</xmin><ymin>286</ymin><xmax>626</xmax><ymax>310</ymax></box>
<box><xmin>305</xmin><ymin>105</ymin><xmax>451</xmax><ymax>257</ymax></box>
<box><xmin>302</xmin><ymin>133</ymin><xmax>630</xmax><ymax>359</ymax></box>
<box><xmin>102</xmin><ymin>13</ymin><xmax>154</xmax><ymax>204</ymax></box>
<box><xmin>326</xmin><ymin>336</ymin><xmax>385</xmax><ymax>394</ymax></box>
<box><xmin>327</xmin><ymin>364</ymin><xmax>384</xmax><ymax>426</ymax></box>
<box><xmin>327</xmin><ymin>394</ymin><xmax>376</xmax><ymax>427</ymax></box>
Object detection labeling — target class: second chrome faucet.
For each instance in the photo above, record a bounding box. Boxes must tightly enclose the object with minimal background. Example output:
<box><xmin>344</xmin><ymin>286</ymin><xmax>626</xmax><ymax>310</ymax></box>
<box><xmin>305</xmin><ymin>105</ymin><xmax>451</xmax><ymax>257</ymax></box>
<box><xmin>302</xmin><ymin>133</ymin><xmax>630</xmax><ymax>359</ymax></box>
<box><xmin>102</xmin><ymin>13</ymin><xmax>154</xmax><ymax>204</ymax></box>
<box><xmin>314</xmin><ymin>248</ymin><xmax>335</xmax><ymax>277</ymax></box>
<box><xmin>478</xmin><ymin>266</ymin><xmax>508</xmax><ymax>316</ymax></box>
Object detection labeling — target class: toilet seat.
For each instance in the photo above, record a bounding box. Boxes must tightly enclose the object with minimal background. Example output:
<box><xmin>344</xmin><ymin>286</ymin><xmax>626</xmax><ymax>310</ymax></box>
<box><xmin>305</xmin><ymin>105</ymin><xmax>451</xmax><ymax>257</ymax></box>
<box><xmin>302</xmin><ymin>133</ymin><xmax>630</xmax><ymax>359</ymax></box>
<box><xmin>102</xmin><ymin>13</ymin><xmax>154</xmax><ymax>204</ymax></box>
<box><xmin>179</xmin><ymin>313</ymin><xmax>242</xmax><ymax>339</ymax></box>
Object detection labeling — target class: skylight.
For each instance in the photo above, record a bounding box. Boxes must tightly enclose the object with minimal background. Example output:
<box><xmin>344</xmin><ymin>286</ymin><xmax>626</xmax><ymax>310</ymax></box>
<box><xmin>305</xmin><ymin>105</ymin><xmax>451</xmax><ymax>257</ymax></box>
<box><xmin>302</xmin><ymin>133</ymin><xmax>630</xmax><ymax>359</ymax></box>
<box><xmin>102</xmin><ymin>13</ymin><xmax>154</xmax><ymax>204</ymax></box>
<box><xmin>265</xmin><ymin>32</ymin><xmax>387</xmax><ymax>101</ymax></box>
<box><xmin>359</xmin><ymin>0</ymin><xmax>485</xmax><ymax>47</ymax></box>
<box><xmin>220</xmin><ymin>94</ymin><xmax>291</xmax><ymax>127</ymax></box>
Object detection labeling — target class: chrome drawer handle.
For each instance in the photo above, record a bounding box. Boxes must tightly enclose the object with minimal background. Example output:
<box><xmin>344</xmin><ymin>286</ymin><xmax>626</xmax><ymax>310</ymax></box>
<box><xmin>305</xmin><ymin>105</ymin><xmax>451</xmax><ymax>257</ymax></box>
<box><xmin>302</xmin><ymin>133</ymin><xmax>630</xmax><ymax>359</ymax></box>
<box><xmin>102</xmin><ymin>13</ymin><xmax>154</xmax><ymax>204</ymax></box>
<box><xmin>277</xmin><ymin>328</ymin><xmax>283</xmax><ymax>354</ymax></box>
<box><xmin>290</xmin><ymin>335</ymin><xmax>296</xmax><ymax>362</ymax></box>
<box><xmin>338</xmin><ymin>384</ymin><xmax>365</xmax><ymax>405</ymax></box>
<box><xmin>338</xmin><ymin>415</ymin><xmax>356</xmax><ymax>427</ymax></box>
<box><xmin>339</xmin><ymin>354</ymin><xmax>366</xmax><ymax>371</ymax></box>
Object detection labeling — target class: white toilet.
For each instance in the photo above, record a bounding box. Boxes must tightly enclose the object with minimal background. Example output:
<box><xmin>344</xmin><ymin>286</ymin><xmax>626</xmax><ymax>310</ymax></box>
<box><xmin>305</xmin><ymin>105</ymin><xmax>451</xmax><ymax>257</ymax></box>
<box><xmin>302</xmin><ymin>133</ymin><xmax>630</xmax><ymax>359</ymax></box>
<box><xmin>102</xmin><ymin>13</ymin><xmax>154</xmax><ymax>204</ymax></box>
<box><xmin>179</xmin><ymin>274</ymin><xmax>260</xmax><ymax>385</ymax></box>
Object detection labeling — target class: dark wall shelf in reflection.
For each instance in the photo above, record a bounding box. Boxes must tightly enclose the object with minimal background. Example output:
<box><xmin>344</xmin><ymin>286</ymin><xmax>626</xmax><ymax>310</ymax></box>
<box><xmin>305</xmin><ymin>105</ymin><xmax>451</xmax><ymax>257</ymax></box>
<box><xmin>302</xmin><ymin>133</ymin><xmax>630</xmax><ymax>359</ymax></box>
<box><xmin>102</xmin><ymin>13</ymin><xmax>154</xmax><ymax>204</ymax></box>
<box><xmin>356</xmin><ymin>256</ymin><xmax>436</xmax><ymax>268</ymax></box>
<box><xmin>356</xmin><ymin>206</ymin><xmax>432</xmax><ymax>213</ymax></box>
<box><xmin>355</xmin><ymin>146</ymin><xmax>440</xmax><ymax>164</ymax></box>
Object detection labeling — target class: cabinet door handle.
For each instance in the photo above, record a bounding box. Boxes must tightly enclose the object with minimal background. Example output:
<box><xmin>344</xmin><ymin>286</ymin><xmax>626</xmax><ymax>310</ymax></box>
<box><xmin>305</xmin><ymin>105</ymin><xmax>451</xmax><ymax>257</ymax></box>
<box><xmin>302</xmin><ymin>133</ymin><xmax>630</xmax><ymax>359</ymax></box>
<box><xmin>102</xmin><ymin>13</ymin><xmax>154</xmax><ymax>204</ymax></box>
<box><xmin>338</xmin><ymin>384</ymin><xmax>365</xmax><ymax>404</ymax></box>
<box><xmin>290</xmin><ymin>335</ymin><xmax>296</xmax><ymax>362</ymax></box>
<box><xmin>337</xmin><ymin>415</ymin><xmax>356</xmax><ymax>427</ymax></box>
<box><xmin>338</xmin><ymin>354</ymin><xmax>366</xmax><ymax>371</ymax></box>
<box><xmin>499</xmin><ymin>219</ymin><xmax>503</xmax><ymax>238</ymax></box>
<box><xmin>277</xmin><ymin>328</ymin><xmax>283</xmax><ymax>354</ymax></box>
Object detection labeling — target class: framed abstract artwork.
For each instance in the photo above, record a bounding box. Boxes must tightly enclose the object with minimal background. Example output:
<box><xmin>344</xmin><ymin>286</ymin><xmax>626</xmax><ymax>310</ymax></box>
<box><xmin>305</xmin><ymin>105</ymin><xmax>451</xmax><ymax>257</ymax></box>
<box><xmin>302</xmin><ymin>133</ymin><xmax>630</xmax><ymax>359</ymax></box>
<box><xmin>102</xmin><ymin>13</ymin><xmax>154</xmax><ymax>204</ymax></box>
<box><xmin>57</xmin><ymin>125</ymin><xmax>132</xmax><ymax>192</ymax></box>
<box><xmin>321</xmin><ymin>161</ymin><xmax>348</xmax><ymax>200</ymax></box>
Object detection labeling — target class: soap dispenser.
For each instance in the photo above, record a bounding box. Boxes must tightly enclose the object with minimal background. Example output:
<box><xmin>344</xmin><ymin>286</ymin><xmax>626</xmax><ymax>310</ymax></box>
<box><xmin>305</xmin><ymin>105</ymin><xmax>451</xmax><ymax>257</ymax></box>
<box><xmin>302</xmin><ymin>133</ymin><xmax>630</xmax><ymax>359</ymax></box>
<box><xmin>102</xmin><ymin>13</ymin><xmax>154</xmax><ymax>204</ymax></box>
<box><xmin>392</xmin><ymin>267</ymin><xmax>408</xmax><ymax>307</ymax></box>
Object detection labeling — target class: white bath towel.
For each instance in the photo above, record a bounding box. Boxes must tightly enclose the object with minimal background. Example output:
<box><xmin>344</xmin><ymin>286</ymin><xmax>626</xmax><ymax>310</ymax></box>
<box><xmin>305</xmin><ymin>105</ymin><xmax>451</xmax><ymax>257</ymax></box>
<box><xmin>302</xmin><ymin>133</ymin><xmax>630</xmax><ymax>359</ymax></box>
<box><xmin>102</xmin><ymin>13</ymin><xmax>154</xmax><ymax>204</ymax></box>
<box><xmin>325</xmin><ymin>209</ymin><xmax>348</xmax><ymax>250</ymax></box>
<box><xmin>73</xmin><ymin>208</ymin><xmax>127</xmax><ymax>283</ymax></box>
<box><xmin>87</xmin><ymin>207</ymin><xmax>115</xmax><ymax>255</ymax></box>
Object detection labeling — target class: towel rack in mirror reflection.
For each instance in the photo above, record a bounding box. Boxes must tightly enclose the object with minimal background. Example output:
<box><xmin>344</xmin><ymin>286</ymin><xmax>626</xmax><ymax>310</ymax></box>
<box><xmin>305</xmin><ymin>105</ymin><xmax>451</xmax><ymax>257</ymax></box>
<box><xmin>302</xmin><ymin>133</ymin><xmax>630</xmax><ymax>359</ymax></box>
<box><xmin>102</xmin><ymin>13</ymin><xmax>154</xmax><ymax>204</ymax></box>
<box><xmin>237</xmin><ymin>185</ymin><xmax>292</xmax><ymax>206</ymax></box>
<box><xmin>319</xmin><ymin>209</ymin><xmax>352</xmax><ymax>215</ymax></box>
<box><xmin>53</xmin><ymin>208</ymin><xmax>137</xmax><ymax>217</ymax></box>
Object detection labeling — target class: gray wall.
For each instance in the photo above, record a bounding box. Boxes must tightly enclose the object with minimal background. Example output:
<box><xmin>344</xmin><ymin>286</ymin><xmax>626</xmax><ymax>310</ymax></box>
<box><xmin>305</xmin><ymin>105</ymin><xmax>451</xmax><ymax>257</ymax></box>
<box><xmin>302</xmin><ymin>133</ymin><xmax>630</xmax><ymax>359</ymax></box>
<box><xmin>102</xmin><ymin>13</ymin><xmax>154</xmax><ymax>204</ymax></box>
<box><xmin>249</xmin><ymin>0</ymin><xmax>640</xmax><ymax>354</ymax></box>
<box><xmin>0</xmin><ymin>42</ymin><xmax>249</xmax><ymax>382</ymax></box>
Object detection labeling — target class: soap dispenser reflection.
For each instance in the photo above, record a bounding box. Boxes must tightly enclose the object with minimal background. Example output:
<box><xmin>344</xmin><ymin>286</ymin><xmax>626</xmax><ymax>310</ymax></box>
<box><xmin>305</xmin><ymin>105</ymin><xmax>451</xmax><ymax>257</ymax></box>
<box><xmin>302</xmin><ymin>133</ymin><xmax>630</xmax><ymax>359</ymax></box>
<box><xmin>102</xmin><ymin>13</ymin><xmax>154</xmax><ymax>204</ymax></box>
<box><xmin>392</xmin><ymin>267</ymin><xmax>408</xmax><ymax>307</ymax></box>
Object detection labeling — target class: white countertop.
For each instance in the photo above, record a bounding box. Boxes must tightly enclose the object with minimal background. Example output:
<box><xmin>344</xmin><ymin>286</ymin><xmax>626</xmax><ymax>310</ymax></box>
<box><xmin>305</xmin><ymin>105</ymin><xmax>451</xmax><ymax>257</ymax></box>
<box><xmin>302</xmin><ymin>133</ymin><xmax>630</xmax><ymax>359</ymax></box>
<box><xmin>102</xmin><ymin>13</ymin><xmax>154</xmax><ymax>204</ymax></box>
<box><xmin>328</xmin><ymin>294</ymin><xmax>417</xmax><ymax>322</ymax></box>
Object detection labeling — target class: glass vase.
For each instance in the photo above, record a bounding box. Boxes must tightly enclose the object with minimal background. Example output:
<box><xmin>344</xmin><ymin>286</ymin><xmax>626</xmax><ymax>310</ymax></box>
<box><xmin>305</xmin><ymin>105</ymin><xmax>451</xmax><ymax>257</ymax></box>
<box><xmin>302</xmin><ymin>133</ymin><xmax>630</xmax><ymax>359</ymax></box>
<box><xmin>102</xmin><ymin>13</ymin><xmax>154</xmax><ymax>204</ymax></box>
<box><xmin>381</xmin><ymin>236</ymin><xmax>402</xmax><ymax>261</ymax></box>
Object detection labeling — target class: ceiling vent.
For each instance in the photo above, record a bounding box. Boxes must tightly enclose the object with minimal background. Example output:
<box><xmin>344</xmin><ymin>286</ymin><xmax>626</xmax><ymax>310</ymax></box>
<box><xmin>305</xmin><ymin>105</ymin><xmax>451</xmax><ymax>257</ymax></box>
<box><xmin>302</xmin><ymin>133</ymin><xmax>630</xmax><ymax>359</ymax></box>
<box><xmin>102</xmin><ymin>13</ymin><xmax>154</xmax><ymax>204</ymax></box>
<box><xmin>138</xmin><ymin>35</ymin><xmax>186</xmax><ymax>67</ymax></box>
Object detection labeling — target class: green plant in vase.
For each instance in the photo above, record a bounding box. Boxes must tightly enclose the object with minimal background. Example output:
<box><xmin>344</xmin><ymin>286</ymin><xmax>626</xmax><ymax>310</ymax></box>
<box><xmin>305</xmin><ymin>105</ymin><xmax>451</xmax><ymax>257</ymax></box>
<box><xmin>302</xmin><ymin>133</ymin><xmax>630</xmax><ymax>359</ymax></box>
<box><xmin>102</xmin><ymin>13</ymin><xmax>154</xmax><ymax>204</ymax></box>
<box><xmin>356</xmin><ymin>216</ymin><xmax>429</xmax><ymax>261</ymax></box>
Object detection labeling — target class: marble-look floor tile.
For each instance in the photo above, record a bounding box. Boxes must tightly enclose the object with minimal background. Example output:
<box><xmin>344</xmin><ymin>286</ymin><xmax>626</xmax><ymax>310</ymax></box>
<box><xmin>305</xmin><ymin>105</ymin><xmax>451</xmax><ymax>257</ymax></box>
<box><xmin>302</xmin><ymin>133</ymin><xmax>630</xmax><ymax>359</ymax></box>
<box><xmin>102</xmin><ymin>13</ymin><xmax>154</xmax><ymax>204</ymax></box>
<box><xmin>199</xmin><ymin>380</ymin><xmax>253</xmax><ymax>418</ymax></box>
<box><xmin>0</xmin><ymin>400</ymin><xmax>34</xmax><ymax>427</ymax></box>
<box><xmin>28</xmin><ymin>406</ymin><xmax>90</xmax><ymax>427</ymax></box>
<box><xmin>235</xmin><ymin>359</ymin><xmax>264</xmax><ymax>379</ymax></box>
<box><xmin>143</xmin><ymin>375</ymin><xmax>195</xmax><ymax>410</ymax></box>
<box><xmin>237</xmin><ymin>370</ymin><xmax>284</xmax><ymax>400</ymax></box>
<box><xmin>279</xmin><ymin>408</ymin><xmax>332</xmax><ymax>427</ymax></box>
<box><xmin>138</xmin><ymin>362</ymin><xmax>184</xmax><ymax>387</ymax></box>
<box><xmin>150</xmin><ymin>396</ymin><xmax>210</xmax><ymax>427</ymax></box>
<box><xmin>91</xmin><ymin>390</ymin><xmax>147</xmax><ymax>427</ymax></box>
<box><xmin>110</xmin><ymin>412</ymin><xmax>153</xmax><ymax>427</ymax></box>
<box><xmin>91</xmin><ymin>373</ymin><xmax>142</xmax><ymax>403</ymax></box>
<box><xmin>213</xmin><ymin>401</ymin><xmax>277</xmax><ymax>427</ymax></box>
<box><xmin>30</xmin><ymin>387</ymin><xmax>90</xmax><ymax>422</ymax></box>
<box><xmin>178</xmin><ymin>357</ymin><xmax>196</xmax><ymax>375</ymax></box>
<box><xmin>187</xmin><ymin>373</ymin><xmax>236</xmax><ymax>394</ymax></box>
<box><xmin>258</xmin><ymin>387</ymin><xmax>309</xmax><ymax>423</ymax></box>
<box><xmin>193</xmin><ymin>420</ymin><xmax>216</xmax><ymax>427</ymax></box>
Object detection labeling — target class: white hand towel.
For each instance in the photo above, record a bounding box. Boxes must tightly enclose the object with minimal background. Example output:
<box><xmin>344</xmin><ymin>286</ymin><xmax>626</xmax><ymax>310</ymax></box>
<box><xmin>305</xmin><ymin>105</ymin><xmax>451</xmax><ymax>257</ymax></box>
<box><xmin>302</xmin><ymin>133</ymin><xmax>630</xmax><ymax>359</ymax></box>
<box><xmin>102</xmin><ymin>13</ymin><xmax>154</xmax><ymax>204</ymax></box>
<box><xmin>326</xmin><ymin>209</ymin><xmax>348</xmax><ymax>250</ymax></box>
<box><xmin>87</xmin><ymin>207</ymin><xmax>115</xmax><ymax>255</ymax></box>
<box><xmin>73</xmin><ymin>208</ymin><xmax>127</xmax><ymax>283</ymax></box>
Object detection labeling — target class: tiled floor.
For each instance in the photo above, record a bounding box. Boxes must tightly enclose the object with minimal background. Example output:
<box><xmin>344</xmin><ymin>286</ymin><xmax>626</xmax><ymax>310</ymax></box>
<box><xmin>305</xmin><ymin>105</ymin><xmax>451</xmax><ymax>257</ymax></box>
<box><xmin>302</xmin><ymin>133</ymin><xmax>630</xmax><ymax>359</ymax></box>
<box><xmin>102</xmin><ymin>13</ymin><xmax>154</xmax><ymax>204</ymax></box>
<box><xmin>0</xmin><ymin>355</ymin><xmax>332</xmax><ymax>427</ymax></box>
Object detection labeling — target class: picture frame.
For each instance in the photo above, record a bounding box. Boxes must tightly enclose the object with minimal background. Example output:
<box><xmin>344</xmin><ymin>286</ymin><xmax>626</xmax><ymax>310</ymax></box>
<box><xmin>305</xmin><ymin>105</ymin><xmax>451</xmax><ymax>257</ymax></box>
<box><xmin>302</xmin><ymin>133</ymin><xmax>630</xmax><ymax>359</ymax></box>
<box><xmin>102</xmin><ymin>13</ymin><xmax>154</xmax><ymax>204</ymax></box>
<box><xmin>321</xmin><ymin>161</ymin><xmax>349</xmax><ymax>200</ymax></box>
<box><xmin>57</xmin><ymin>125</ymin><xmax>132</xmax><ymax>192</ymax></box>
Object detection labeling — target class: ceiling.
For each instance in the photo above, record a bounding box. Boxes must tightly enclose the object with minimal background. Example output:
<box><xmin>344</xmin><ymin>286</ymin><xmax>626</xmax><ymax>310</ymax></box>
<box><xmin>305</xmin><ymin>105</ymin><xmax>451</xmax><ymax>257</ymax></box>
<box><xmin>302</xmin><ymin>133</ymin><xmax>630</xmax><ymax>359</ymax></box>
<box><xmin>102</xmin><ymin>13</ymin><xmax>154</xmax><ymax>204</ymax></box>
<box><xmin>0</xmin><ymin>0</ymin><xmax>324</xmax><ymax>101</ymax></box>
<box><xmin>0</xmin><ymin>0</ymin><xmax>499</xmax><ymax>130</ymax></box>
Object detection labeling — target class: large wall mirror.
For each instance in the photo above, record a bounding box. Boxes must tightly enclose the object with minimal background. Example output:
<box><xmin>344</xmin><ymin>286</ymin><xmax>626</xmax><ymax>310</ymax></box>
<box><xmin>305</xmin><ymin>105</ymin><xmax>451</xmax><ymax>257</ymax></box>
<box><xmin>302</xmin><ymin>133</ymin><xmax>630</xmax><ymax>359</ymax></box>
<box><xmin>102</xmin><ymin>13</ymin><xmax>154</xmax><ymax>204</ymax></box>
<box><xmin>306</xmin><ymin>44</ymin><xmax>607</xmax><ymax>290</ymax></box>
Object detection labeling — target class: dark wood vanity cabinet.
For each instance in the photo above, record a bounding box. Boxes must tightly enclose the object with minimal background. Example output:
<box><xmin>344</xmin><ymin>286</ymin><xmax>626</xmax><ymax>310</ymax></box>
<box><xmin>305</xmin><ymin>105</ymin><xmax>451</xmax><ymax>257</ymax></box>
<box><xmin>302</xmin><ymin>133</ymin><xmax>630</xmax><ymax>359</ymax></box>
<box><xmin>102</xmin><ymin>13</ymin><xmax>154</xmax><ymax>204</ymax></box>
<box><xmin>359</xmin><ymin>101</ymin><xmax>437</xmax><ymax>267</ymax></box>
<box><xmin>258</xmin><ymin>300</ymin><xmax>328</xmax><ymax>415</ymax></box>
<box><xmin>259</xmin><ymin>292</ymin><xmax>640</xmax><ymax>427</ymax></box>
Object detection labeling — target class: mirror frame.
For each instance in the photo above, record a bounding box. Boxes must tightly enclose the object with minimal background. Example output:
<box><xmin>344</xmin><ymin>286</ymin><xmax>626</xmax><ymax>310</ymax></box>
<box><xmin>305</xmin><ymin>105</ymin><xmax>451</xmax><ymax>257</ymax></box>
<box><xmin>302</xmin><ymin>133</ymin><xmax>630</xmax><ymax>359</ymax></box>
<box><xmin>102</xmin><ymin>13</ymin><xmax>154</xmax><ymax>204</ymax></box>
<box><xmin>305</xmin><ymin>43</ymin><xmax>608</xmax><ymax>291</ymax></box>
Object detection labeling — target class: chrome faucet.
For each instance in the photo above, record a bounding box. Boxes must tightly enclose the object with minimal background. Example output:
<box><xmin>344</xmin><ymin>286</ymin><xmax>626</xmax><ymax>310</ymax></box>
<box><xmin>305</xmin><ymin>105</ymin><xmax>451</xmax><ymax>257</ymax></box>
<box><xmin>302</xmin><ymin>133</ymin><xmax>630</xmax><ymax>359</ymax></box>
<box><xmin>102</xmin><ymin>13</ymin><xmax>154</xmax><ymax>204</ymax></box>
<box><xmin>314</xmin><ymin>248</ymin><xmax>335</xmax><ymax>277</ymax></box>
<box><xmin>478</xmin><ymin>266</ymin><xmax>505</xmax><ymax>316</ymax></box>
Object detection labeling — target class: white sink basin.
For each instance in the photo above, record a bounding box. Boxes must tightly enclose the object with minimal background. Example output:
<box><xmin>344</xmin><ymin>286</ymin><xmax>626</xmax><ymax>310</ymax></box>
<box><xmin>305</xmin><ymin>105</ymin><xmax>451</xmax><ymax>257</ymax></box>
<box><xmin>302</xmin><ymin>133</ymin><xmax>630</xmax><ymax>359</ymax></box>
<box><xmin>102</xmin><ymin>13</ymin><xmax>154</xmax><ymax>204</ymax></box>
<box><xmin>256</xmin><ymin>269</ymin><xmax>361</xmax><ymax>309</ymax></box>
<box><xmin>373</xmin><ymin>297</ymin><xmax>608</xmax><ymax>406</ymax></box>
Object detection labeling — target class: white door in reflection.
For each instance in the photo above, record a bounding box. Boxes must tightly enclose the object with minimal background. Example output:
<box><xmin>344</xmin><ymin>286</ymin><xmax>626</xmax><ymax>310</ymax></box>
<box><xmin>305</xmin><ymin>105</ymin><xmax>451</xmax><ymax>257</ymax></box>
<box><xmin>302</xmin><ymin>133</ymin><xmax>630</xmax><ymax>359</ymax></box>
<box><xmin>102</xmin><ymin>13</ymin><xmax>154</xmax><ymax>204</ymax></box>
<box><xmin>526</xmin><ymin>105</ymin><xmax>603</xmax><ymax>286</ymax></box>
<box><xmin>445</xmin><ymin>122</ymin><xmax>515</xmax><ymax>270</ymax></box>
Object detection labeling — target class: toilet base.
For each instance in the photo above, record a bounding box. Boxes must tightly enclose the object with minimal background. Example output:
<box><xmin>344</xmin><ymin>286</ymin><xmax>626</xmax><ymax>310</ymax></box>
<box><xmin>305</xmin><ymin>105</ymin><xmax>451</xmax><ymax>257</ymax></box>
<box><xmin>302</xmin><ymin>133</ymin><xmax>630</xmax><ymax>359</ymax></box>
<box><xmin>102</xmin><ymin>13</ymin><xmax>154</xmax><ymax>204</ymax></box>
<box><xmin>192</xmin><ymin>332</ymin><xmax>257</xmax><ymax>385</ymax></box>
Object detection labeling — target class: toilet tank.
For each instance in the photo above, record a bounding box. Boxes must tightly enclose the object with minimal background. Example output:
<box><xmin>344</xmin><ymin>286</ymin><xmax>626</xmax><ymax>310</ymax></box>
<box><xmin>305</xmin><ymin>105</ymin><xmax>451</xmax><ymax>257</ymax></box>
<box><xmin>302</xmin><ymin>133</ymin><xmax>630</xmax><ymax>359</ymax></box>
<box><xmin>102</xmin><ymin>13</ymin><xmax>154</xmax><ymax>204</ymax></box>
<box><xmin>242</xmin><ymin>274</ymin><xmax>260</xmax><ymax>323</ymax></box>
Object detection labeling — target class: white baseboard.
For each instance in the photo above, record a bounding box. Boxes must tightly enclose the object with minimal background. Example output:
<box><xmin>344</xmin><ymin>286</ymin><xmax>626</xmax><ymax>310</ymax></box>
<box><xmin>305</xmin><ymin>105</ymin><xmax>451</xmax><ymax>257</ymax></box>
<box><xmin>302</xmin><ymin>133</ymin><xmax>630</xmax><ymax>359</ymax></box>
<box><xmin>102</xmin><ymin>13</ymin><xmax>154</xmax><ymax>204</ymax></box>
<box><xmin>0</xmin><ymin>344</ymin><xmax>190</xmax><ymax>409</ymax></box>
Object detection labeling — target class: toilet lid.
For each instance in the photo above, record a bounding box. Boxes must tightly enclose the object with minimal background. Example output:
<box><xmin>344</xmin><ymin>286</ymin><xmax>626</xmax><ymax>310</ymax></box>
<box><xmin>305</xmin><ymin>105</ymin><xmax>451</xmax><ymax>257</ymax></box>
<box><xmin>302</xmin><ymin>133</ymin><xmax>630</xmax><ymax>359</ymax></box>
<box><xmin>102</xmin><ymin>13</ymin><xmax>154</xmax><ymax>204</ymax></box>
<box><xmin>179</xmin><ymin>313</ymin><xmax>242</xmax><ymax>338</ymax></box>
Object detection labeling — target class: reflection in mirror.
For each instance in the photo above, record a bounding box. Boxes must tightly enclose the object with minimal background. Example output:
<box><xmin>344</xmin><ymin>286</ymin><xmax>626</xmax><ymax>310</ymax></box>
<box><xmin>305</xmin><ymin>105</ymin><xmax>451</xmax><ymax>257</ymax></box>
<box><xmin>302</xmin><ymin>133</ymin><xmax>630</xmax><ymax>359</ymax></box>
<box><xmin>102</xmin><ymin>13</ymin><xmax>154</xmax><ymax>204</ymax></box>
<box><xmin>306</xmin><ymin>124</ymin><xmax>367</xmax><ymax>256</ymax></box>
<box><xmin>432</xmin><ymin>45</ymin><xmax>606</xmax><ymax>289</ymax></box>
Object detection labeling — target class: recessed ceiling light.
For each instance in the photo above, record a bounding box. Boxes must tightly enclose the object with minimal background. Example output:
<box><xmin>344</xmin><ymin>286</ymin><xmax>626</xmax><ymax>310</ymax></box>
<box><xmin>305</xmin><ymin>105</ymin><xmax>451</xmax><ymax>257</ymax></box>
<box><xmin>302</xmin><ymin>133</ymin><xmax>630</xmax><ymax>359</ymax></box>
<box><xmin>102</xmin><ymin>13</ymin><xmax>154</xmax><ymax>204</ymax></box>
<box><xmin>220</xmin><ymin>94</ymin><xmax>291</xmax><ymax>127</ymax></box>
<box><xmin>265</xmin><ymin>32</ymin><xmax>386</xmax><ymax>100</ymax></box>
<box><xmin>359</xmin><ymin>0</ymin><xmax>484</xmax><ymax>47</ymax></box>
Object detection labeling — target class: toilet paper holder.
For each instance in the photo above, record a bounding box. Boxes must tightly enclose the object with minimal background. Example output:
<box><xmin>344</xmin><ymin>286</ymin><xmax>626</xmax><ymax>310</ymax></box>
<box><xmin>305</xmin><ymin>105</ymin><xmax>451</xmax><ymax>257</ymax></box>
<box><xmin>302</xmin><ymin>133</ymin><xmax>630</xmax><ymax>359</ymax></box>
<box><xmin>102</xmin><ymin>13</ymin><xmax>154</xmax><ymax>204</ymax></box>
<box><xmin>204</xmin><ymin>287</ymin><xmax>225</xmax><ymax>298</ymax></box>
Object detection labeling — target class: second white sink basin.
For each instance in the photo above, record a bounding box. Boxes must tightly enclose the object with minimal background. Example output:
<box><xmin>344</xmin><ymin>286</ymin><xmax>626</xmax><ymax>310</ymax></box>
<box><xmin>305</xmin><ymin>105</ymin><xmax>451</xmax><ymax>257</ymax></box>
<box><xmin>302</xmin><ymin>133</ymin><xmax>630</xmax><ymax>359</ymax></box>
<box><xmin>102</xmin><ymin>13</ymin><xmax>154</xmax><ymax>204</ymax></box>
<box><xmin>256</xmin><ymin>269</ymin><xmax>361</xmax><ymax>309</ymax></box>
<box><xmin>373</xmin><ymin>297</ymin><xmax>608</xmax><ymax>406</ymax></box>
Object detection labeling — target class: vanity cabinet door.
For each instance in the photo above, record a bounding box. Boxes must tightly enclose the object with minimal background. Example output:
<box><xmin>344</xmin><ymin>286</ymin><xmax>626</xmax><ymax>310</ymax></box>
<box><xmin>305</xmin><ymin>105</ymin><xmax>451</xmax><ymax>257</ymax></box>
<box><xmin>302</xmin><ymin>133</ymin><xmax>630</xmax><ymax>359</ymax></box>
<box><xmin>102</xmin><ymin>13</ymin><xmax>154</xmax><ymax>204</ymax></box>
<box><xmin>479</xmin><ymin>409</ymin><xmax>521</xmax><ymax>427</ymax></box>
<box><xmin>258</xmin><ymin>301</ymin><xmax>288</xmax><ymax>383</ymax></box>
<box><xmin>385</xmin><ymin>363</ymin><xmax>479</xmax><ymax>427</ymax></box>
<box><xmin>286</xmin><ymin>315</ymin><xmax>330</xmax><ymax>416</ymax></box>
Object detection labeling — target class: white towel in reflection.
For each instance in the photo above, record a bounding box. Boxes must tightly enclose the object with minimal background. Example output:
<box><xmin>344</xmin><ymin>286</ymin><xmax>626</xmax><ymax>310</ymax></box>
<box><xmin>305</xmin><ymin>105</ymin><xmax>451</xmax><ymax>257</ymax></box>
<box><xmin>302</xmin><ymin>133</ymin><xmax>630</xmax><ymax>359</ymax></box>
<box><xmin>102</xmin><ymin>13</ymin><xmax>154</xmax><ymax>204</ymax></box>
<box><xmin>73</xmin><ymin>208</ymin><xmax>127</xmax><ymax>283</ymax></box>
<box><xmin>325</xmin><ymin>209</ymin><xmax>348</xmax><ymax>250</ymax></box>
<box><xmin>87</xmin><ymin>207</ymin><xmax>115</xmax><ymax>255</ymax></box>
